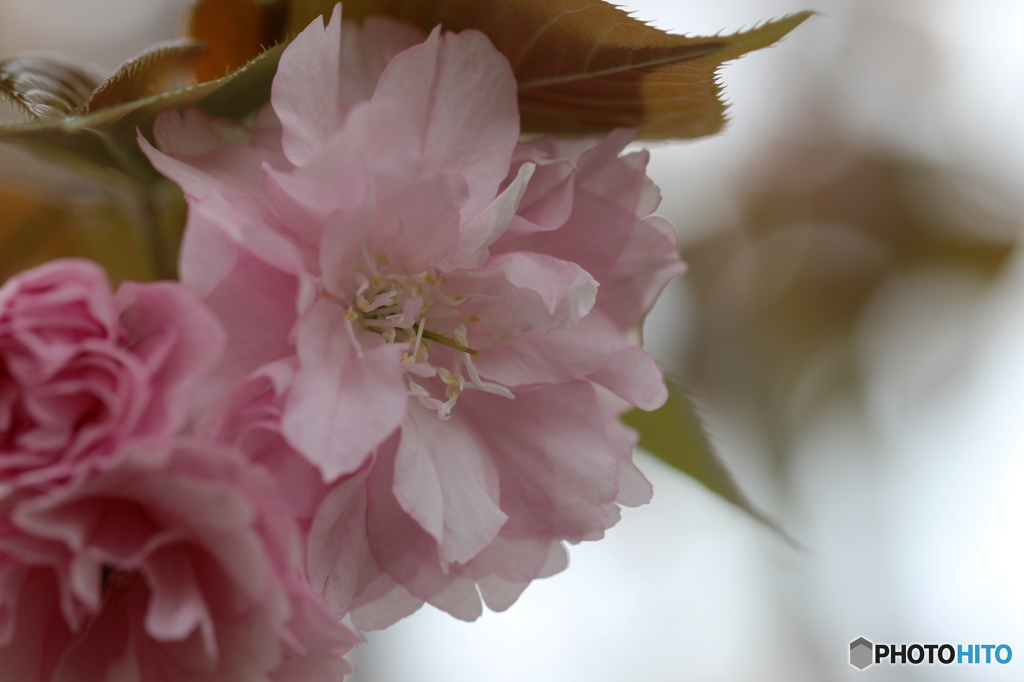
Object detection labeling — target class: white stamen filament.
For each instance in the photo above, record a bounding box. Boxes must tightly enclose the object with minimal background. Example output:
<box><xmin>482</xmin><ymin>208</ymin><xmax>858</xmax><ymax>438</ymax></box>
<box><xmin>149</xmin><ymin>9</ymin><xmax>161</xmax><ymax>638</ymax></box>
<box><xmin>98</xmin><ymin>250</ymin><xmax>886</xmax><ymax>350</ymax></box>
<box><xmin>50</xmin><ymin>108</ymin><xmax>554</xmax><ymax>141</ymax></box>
<box><xmin>409</xmin><ymin>319</ymin><xmax>427</xmax><ymax>363</ymax></box>
<box><xmin>339</xmin><ymin>253</ymin><xmax>514</xmax><ymax>419</ymax></box>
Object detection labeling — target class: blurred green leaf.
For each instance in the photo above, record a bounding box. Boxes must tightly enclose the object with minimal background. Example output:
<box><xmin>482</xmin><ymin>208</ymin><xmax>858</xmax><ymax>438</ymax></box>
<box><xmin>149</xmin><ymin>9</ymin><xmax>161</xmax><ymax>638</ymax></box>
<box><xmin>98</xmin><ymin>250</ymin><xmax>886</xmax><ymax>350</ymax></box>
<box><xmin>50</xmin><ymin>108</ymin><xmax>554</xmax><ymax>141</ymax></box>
<box><xmin>624</xmin><ymin>382</ymin><xmax>788</xmax><ymax>536</ymax></box>
<box><xmin>0</xmin><ymin>180</ymin><xmax>162</xmax><ymax>285</ymax></box>
<box><xmin>0</xmin><ymin>42</ymin><xmax>283</xmax><ymax>179</ymax></box>
<box><xmin>681</xmin><ymin>131</ymin><xmax>1019</xmax><ymax>477</ymax></box>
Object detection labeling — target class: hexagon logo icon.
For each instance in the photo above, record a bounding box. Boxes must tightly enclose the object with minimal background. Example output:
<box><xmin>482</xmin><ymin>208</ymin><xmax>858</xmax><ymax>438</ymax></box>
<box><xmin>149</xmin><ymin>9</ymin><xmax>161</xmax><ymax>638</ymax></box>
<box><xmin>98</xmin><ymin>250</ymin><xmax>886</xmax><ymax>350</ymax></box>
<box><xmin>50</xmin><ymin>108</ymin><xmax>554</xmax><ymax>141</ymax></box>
<box><xmin>850</xmin><ymin>637</ymin><xmax>874</xmax><ymax>670</ymax></box>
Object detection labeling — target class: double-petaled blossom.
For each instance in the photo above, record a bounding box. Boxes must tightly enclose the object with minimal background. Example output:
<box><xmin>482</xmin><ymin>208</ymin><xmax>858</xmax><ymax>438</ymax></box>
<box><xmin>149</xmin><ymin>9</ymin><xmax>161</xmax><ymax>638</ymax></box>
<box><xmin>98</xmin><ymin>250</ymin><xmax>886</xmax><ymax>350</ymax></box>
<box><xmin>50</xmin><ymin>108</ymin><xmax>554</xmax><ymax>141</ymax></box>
<box><xmin>0</xmin><ymin>259</ymin><xmax>223</xmax><ymax>490</ymax></box>
<box><xmin>141</xmin><ymin>4</ymin><xmax>684</xmax><ymax>628</ymax></box>
<box><xmin>0</xmin><ymin>437</ymin><xmax>358</xmax><ymax>682</ymax></box>
<box><xmin>0</xmin><ymin>260</ymin><xmax>358</xmax><ymax>680</ymax></box>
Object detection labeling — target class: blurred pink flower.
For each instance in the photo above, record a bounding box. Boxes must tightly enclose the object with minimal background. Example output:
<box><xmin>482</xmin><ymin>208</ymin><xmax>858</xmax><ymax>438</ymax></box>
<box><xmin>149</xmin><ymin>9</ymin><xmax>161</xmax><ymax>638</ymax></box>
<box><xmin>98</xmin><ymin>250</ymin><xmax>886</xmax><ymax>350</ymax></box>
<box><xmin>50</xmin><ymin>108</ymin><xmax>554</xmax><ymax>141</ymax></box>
<box><xmin>0</xmin><ymin>259</ymin><xmax>224</xmax><ymax>490</ymax></box>
<box><xmin>0</xmin><ymin>437</ymin><xmax>358</xmax><ymax>681</ymax></box>
<box><xmin>141</xmin><ymin>5</ymin><xmax>683</xmax><ymax>626</ymax></box>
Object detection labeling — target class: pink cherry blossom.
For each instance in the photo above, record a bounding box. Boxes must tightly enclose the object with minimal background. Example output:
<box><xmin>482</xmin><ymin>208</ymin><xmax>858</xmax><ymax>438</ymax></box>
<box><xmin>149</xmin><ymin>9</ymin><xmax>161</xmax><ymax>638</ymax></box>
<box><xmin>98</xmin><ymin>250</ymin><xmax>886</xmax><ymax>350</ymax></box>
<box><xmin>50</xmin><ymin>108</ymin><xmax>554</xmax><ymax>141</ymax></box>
<box><xmin>0</xmin><ymin>259</ymin><xmax>224</xmax><ymax>490</ymax></box>
<box><xmin>141</xmin><ymin>5</ymin><xmax>683</xmax><ymax>627</ymax></box>
<box><xmin>0</xmin><ymin>437</ymin><xmax>358</xmax><ymax>681</ymax></box>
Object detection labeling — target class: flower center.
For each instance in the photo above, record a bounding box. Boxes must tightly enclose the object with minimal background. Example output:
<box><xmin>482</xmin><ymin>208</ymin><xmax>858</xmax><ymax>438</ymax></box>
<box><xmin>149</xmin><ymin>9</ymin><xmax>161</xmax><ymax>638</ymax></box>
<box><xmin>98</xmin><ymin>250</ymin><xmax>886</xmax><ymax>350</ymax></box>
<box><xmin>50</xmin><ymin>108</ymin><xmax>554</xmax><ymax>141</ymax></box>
<box><xmin>102</xmin><ymin>564</ymin><xmax>138</xmax><ymax>593</ymax></box>
<box><xmin>336</xmin><ymin>250</ymin><xmax>512</xmax><ymax>420</ymax></box>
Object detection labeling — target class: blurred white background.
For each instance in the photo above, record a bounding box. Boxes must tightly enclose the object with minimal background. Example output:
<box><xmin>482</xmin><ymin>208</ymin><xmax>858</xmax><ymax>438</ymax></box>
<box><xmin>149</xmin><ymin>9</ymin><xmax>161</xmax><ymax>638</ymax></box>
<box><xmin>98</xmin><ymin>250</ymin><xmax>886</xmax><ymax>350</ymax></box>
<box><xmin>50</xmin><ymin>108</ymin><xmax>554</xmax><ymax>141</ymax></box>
<box><xmin>2</xmin><ymin>0</ymin><xmax>1022</xmax><ymax>679</ymax></box>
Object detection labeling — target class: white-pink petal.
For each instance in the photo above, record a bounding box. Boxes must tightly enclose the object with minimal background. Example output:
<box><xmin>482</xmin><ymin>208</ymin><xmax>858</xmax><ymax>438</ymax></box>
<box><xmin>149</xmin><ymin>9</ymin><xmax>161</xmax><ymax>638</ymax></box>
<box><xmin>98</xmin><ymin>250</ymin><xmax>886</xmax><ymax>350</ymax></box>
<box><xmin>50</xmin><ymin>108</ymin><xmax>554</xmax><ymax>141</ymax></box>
<box><xmin>283</xmin><ymin>298</ymin><xmax>409</xmax><ymax>481</ymax></box>
<box><xmin>439</xmin><ymin>162</ymin><xmax>535</xmax><ymax>271</ymax></box>
<box><xmin>274</xmin><ymin>6</ymin><xmax>424</xmax><ymax>167</ymax></box>
<box><xmin>481</xmin><ymin>251</ymin><xmax>598</xmax><ymax>333</ymax></box>
<box><xmin>273</xmin><ymin>5</ymin><xmax>346</xmax><ymax>166</ymax></box>
<box><xmin>394</xmin><ymin>405</ymin><xmax>506</xmax><ymax>565</ymax></box>
<box><xmin>372</xmin><ymin>28</ymin><xmax>520</xmax><ymax>222</ymax></box>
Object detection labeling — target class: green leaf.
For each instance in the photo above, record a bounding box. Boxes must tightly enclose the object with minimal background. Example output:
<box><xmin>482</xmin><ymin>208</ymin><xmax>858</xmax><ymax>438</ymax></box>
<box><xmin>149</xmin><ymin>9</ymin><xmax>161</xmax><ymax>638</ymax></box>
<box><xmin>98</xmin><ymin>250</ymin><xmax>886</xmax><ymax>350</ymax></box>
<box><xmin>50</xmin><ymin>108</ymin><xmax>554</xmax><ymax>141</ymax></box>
<box><xmin>285</xmin><ymin>0</ymin><xmax>813</xmax><ymax>139</ymax></box>
<box><xmin>0</xmin><ymin>57</ymin><xmax>98</xmax><ymax>120</ymax></box>
<box><xmin>186</xmin><ymin>42</ymin><xmax>285</xmax><ymax>120</ymax></box>
<box><xmin>0</xmin><ymin>39</ymin><xmax>282</xmax><ymax>280</ymax></box>
<box><xmin>623</xmin><ymin>382</ymin><xmax>791</xmax><ymax>538</ymax></box>
<box><xmin>76</xmin><ymin>40</ymin><xmax>207</xmax><ymax>115</ymax></box>
<box><xmin>0</xmin><ymin>44</ymin><xmax>284</xmax><ymax>179</ymax></box>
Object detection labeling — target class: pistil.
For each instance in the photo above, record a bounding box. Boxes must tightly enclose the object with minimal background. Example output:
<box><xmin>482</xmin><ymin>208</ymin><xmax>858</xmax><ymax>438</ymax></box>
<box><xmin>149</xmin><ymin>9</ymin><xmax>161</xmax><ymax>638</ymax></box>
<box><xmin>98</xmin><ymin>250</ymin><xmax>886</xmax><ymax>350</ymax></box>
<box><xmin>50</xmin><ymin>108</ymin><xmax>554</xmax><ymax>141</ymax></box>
<box><xmin>333</xmin><ymin>259</ymin><xmax>509</xmax><ymax>419</ymax></box>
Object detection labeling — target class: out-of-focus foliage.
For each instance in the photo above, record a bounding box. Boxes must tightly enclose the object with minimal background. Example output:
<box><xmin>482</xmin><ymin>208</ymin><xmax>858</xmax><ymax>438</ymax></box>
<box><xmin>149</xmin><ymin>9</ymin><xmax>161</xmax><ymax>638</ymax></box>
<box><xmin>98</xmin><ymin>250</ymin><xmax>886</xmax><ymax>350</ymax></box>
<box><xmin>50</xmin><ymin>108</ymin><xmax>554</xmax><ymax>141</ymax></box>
<box><xmin>666</xmin><ymin>0</ymin><xmax>1020</xmax><ymax>478</ymax></box>
<box><xmin>624</xmin><ymin>383</ymin><xmax>786</xmax><ymax>534</ymax></box>
<box><xmin>0</xmin><ymin>176</ymin><xmax>187</xmax><ymax>285</ymax></box>
<box><xmin>190</xmin><ymin>0</ymin><xmax>812</xmax><ymax>139</ymax></box>
<box><xmin>0</xmin><ymin>24</ymin><xmax>281</xmax><ymax>281</ymax></box>
<box><xmin>679</xmin><ymin>122</ymin><xmax>1018</xmax><ymax>472</ymax></box>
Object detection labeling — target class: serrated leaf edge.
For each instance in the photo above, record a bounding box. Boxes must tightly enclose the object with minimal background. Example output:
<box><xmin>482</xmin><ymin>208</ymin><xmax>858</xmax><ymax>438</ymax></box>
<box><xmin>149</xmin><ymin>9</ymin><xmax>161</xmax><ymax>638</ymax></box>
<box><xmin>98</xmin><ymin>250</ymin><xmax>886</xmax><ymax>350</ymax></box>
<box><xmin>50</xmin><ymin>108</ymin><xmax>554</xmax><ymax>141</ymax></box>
<box><xmin>74</xmin><ymin>39</ymin><xmax>209</xmax><ymax>116</ymax></box>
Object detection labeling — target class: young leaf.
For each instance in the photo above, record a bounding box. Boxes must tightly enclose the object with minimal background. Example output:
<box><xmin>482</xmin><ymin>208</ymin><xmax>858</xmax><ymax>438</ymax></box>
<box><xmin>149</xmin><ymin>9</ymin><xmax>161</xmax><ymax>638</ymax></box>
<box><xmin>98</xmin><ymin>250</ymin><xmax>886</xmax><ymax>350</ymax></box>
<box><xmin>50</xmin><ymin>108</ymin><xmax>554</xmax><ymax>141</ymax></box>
<box><xmin>623</xmin><ymin>381</ymin><xmax>789</xmax><ymax>537</ymax></box>
<box><xmin>0</xmin><ymin>44</ymin><xmax>283</xmax><ymax>178</ymax></box>
<box><xmin>0</xmin><ymin>57</ymin><xmax>98</xmax><ymax>120</ymax></box>
<box><xmin>76</xmin><ymin>40</ymin><xmax>207</xmax><ymax>115</ymax></box>
<box><xmin>183</xmin><ymin>42</ymin><xmax>284</xmax><ymax>120</ymax></box>
<box><xmin>69</xmin><ymin>42</ymin><xmax>285</xmax><ymax>132</ymax></box>
<box><xmin>186</xmin><ymin>0</ymin><xmax>811</xmax><ymax>138</ymax></box>
<box><xmin>514</xmin><ymin>11</ymin><xmax>815</xmax><ymax>138</ymax></box>
<box><xmin>285</xmin><ymin>0</ymin><xmax>813</xmax><ymax>139</ymax></box>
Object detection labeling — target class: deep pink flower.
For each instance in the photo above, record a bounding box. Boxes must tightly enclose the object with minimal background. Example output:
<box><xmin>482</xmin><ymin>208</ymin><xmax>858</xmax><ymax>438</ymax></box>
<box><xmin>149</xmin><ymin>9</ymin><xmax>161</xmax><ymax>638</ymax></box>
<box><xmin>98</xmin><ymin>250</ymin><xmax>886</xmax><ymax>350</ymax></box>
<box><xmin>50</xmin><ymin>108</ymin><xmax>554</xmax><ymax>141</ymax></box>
<box><xmin>0</xmin><ymin>437</ymin><xmax>358</xmax><ymax>681</ymax></box>
<box><xmin>141</xmin><ymin>5</ymin><xmax>683</xmax><ymax>627</ymax></box>
<box><xmin>0</xmin><ymin>259</ymin><xmax>224</xmax><ymax>490</ymax></box>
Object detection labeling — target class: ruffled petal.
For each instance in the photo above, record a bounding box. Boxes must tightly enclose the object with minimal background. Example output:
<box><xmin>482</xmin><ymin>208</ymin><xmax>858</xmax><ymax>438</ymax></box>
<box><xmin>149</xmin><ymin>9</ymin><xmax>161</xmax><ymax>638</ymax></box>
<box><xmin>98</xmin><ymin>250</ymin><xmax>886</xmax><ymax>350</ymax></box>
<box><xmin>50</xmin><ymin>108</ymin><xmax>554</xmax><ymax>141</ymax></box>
<box><xmin>272</xmin><ymin>5</ymin><xmax>346</xmax><ymax>167</ymax></box>
<box><xmin>319</xmin><ymin>161</ymin><xmax>465</xmax><ymax>291</ymax></box>
<box><xmin>116</xmin><ymin>281</ymin><xmax>226</xmax><ymax>438</ymax></box>
<box><xmin>439</xmin><ymin>162</ymin><xmax>534</xmax><ymax>271</ymax></box>
<box><xmin>372</xmin><ymin>28</ymin><xmax>520</xmax><ymax>221</ymax></box>
<box><xmin>283</xmin><ymin>298</ymin><xmax>409</xmax><ymax>481</ymax></box>
<box><xmin>461</xmin><ymin>251</ymin><xmax>597</xmax><ymax>334</ymax></box>
<box><xmin>393</xmin><ymin>405</ymin><xmax>506</xmax><ymax>565</ymax></box>
<box><xmin>263</xmin><ymin>99</ymin><xmax>423</xmax><ymax>226</ymax></box>
<box><xmin>467</xmin><ymin>382</ymin><xmax>623</xmax><ymax>541</ymax></box>
<box><xmin>273</xmin><ymin>6</ymin><xmax>424</xmax><ymax>166</ymax></box>
<box><xmin>140</xmin><ymin>107</ymin><xmax>287</xmax><ymax>200</ymax></box>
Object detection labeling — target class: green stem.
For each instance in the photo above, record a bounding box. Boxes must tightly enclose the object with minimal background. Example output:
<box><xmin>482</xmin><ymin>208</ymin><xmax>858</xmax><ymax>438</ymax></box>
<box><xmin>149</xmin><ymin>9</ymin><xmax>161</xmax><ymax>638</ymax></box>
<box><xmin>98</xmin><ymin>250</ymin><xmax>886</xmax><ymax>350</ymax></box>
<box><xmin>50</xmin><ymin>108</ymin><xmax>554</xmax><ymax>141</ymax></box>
<box><xmin>87</xmin><ymin>128</ymin><xmax>178</xmax><ymax>280</ymax></box>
